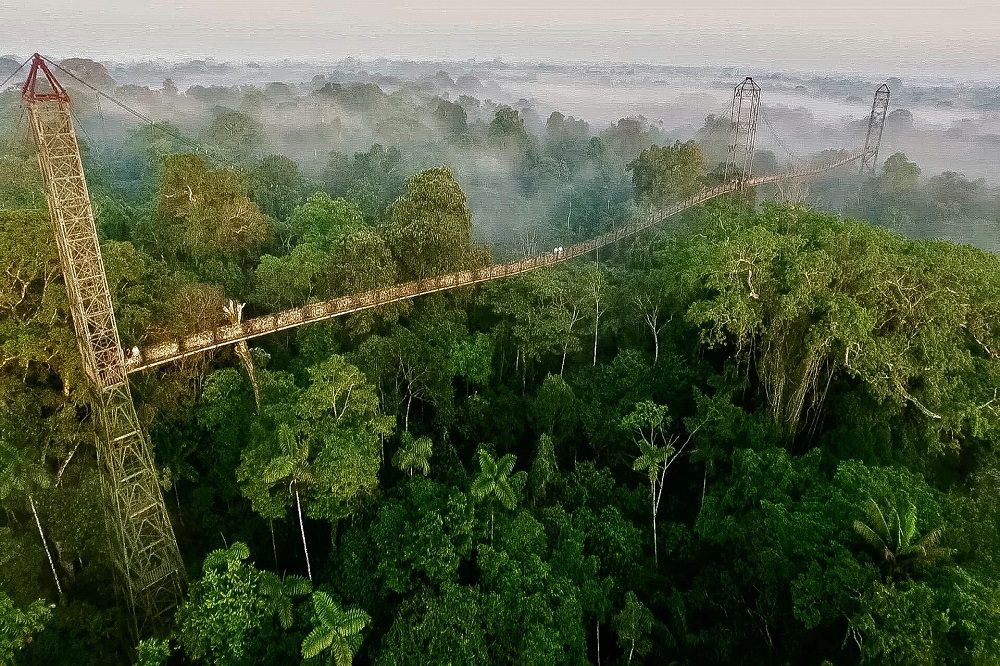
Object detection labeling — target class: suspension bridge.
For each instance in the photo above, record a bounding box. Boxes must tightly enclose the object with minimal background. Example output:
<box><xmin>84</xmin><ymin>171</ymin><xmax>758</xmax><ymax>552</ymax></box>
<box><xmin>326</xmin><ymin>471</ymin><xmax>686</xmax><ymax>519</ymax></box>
<box><xmin>129</xmin><ymin>160</ymin><xmax>867</xmax><ymax>372</ymax></box>
<box><xmin>10</xmin><ymin>52</ymin><xmax>890</xmax><ymax>632</ymax></box>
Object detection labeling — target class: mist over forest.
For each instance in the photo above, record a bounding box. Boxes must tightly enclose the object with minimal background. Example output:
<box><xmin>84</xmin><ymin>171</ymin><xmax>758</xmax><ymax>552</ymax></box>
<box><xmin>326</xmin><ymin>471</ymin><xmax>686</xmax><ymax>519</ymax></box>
<box><xmin>3</xmin><ymin>52</ymin><xmax>999</xmax><ymax>255</ymax></box>
<box><xmin>3</xmin><ymin>46</ymin><xmax>1000</xmax><ymax>665</ymax></box>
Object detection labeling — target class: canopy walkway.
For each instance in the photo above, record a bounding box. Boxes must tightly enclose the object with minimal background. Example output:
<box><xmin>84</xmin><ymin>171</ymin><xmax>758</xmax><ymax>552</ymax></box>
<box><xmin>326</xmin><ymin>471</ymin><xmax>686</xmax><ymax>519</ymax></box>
<box><xmin>131</xmin><ymin>151</ymin><xmax>864</xmax><ymax>372</ymax></box>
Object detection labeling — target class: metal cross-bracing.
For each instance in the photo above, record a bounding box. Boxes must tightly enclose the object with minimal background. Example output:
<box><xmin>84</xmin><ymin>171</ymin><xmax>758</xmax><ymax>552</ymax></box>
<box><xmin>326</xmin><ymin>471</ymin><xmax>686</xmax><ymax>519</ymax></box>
<box><xmin>860</xmin><ymin>83</ymin><xmax>891</xmax><ymax>176</ymax></box>
<box><xmin>725</xmin><ymin>77</ymin><xmax>762</xmax><ymax>187</ymax></box>
<box><xmin>23</xmin><ymin>54</ymin><xmax>184</xmax><ymax>633</ymax></box>
<box><xmin>96</xmin><ymin>383</ymin><xmax>184</xmax><ymax>626</ymax></box>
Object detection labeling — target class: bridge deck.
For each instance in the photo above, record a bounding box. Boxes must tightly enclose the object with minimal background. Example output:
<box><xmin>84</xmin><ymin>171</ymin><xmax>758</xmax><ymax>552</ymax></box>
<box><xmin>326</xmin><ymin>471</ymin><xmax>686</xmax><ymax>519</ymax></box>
<box><xmin>129</xmin><ymin>153</ymin><xmax>861</xmax><ymax>372</ymax></box>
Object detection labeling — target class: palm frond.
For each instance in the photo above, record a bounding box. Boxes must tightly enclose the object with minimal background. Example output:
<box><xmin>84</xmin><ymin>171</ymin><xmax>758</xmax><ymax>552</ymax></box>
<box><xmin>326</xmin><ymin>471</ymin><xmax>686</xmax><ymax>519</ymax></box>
<box><xmin>852</xmin><ymin>520</ymin><xmax>887</xmax><ymax>553</ymax></box>
<box><xmin>297</xmin><ymin>468</ymin><xmax>315</xmax><ymax>487</ymax></box>
<box><xmin>915</xmin><ymin>526</ymin><xmax>943</xmax><ymax>551</ymax></box>
<box><xmin>346</xmin><ymin>632</ymin><xmax>364</xmax><ymax>653</ymax></box>
<box><xmin>284</xmin><ymin>574</ymin><xmax>312</xmax><ymax>596</ymax></box>
<box><xmin>478</xmin><ymin>449</ymin><xmax>497</xmax><ymax>476</ymax></box>
<box><xmin>259</xmin><ymin>571</ymin><xmax>282</xmax><ymax>598</ymax></box>
<box><xmin>230</xmin><ymin>541</ymin><xmax>250</xmax><ymax>561</ymax></box>
<box><xmin>900</xmin><ymin>503</ymin><xmax>918</xmax><ymax>548</ymax></box>
<box><xmin>202</xmin><ymin>548</ymin><xmax>231</xmax><ymax>572</ymax></box>
<box><xmin>277</xmin><ymin>424</ymin><xmax>300</xmax><ymax>456</ymax></box>
<box><xmin>0</xmin><ymin>442</ymin><xmax>28</xmax><ymax>499</ymax></box>
<box><xmin>470</xmin><ymin>477</ymin><xmax>494</xmax><ymax>501</ymax></box>
<box><xmin>632</xmin><ymin>456</ymin><xmax>653</xmax><ymax>473</ymax></box>
<box><xmin>276</xmin><ymin>598</ymin><xmax>294</xmax><ymax>629</ymax></box>
<box><xmin>414</xmin><ymin>438</ymin><xmax>433</xmax><ymax>457</ymax></box>
<box><xmin>918</xmin><ymin>546</ymin><xmax>953</xmax><ymax>563</ymax></box>
<box><xmin>496</xmin><ymin>481</ymin><xmax>517</xmax><ymax>510</ymax></box>
<box><xmin>339</xmin><ymin>608</ymin><xmax>371</xmax><ymax>635</ymax></box>
<box><xmin>301</xmin><ymin>626</ymin><xmax>333</xmax><ymax>660</ymax></box>
<box><xmin>906</xmin><ymin>527</ymin><xmax>952</xmax><ymax>566</ymax></box>
<box><xmin>262</xmin><ymin>455</ymin><xmax>295</xmax><ymax>485</ymax></box>
<box><xmin>313</xmin><ymin>591</ymin><xmax>339</xmax><ymax>627</ymax></box>
<box><xmin>861</xmin><ymin>498</ymin><xmax>891</xmax><ymax>544</ymax></box>
<box><xmin>332</xmin><ymin>639</ymin><xmax>354</xmax><ymax>666</ymax></box>
<box><xmin>892</xmin><ymin>506</ymin><xmax>904</xmax><ymax>550</ymax></box>
<box><xmin>498</xmin><ymin>454</ymin><xmax>516</xmax><ymax>476</ymax></box>
<box><xmin>202</xmin><ymin>542</ymin><xmax>249</xmax><ymax>571</ymax></box>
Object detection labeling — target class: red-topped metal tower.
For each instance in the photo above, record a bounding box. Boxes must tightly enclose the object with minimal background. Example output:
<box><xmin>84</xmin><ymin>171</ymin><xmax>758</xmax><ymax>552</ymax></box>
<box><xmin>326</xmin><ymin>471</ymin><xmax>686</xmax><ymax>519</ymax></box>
<box><xmin>21</xmin><ymin>54</ymin><xmax>183</xmax><ymax>633</ymax></box>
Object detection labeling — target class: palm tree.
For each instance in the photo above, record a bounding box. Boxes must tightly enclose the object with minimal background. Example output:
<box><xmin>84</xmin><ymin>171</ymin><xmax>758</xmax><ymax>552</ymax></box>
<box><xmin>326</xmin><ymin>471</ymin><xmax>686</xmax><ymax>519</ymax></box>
<box><xmin>852</xmin><ymin>497</ymin><xmax>952</xmax><ymax>580</ymax></box>
<box><xmin>202</xmin><ymin>542</ymin><xmax>311</xmax><ymax>630</ymax></box>
<box><xmin>262</xmin><ymin>424</ymin><xmax>315</xmax><ymax>580</ymax></box>
<box><xmin>301</xmin><ymin>591</ymin><xmax>370</xmax><ymax>666</ymax></box>
<box><xmin>391</xmin><ymin>432</ymin><xmax>433</xmax><ymax>477</ymax></box>
<box><xmin>470</xmin><ymin>447</ymin><xmax>518</xmax><ymax>542</ymax></box>
<box><xmin>622</xmin><ymin>400</ymin><xmax>678</xmax><ymax>566</ymax></box>
<box><xmin>632</xmin><ymin>439</ymin><xmax>673</xmax><ymax>566</ymax></box>
<box><xmin>261</xmin><ymin>570</ymin><xmax>312</xmax><ymax>629</ymax></box>
<box><xmin>201</xmin><ymin>541</ymin><xmax>252</xmax><ymax>572</ymax></box>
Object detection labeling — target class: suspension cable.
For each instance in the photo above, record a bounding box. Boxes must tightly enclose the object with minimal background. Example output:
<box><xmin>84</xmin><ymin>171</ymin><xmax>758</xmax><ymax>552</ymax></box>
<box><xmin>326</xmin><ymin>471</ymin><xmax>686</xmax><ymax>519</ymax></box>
<box><xmin>759</xmin><ymin>108</ymin><xmax>802</xmax><ymax>168</ymax></box>
<box><xmin>0</xmin><ymin>56</ymin><xmax>32</xmax><ymax>93</ymax></box>
<box><xmin>1</xmin><ymin>106</ymin><xmax>25</xmax><ymax>156</ymax></box>
<box><xmin>68</xmin><ymin>105</ymin><xmax>141</xmax><ymax>226</ymax></box>
<box><xmin>39</xmin><ymin>55</ymin><xmax>239</xmax><ymax>170</ymax></box>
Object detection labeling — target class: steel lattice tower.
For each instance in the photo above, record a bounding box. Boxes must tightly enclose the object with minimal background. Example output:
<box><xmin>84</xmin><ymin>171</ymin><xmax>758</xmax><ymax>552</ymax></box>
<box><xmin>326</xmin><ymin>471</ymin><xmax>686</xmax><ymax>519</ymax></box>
<box><xmin>860</xmin><ymin>83</ymin><xmax>890</xmax><ymax>176</ymax></box>
<box><xmin>725</xmin><ymin>77</ymin><xmax>761</xmax><ymax>187</ymax></box>
<box><xmin>21</xmin><ymin>54</ymin><xmax>183</xmax><ymax>632</ymax></box>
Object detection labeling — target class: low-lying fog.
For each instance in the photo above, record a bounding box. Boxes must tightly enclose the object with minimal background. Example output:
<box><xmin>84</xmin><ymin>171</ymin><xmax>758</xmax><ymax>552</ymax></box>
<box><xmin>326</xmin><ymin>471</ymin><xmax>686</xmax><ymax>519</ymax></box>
<box><xmin>2</xmin><ymin>53</ymin><xmax>998</xmax><ymax>253</ymax></box>
<box><xmin>84</xmin><ymin>56</ymin><xmax>1000</xmax><ymax>184</ymax></box>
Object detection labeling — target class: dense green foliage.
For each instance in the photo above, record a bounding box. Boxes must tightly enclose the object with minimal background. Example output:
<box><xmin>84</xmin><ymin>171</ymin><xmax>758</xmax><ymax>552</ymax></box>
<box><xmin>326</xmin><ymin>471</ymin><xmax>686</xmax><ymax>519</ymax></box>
<box><xmin>1</xmin><ymin>68</ymin><xmax>999</xmax><ymax>665</ymax></box>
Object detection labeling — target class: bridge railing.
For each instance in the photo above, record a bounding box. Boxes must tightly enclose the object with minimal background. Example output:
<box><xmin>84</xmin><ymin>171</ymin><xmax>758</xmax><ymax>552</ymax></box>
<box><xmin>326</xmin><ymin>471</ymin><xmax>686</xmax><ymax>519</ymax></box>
<box><xmin>129</xmin><ymin>157</ymin><xmax>854</xmax><ymax>372</ymax></box>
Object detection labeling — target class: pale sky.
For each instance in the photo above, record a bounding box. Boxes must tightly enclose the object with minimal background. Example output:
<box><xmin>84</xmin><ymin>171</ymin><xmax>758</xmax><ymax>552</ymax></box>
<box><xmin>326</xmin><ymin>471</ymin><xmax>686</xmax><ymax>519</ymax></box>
<box><xmin>2</xmin><ymin>1</ymin><xmax>997</xmax><ymax>77</ymax></box>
